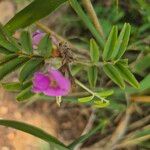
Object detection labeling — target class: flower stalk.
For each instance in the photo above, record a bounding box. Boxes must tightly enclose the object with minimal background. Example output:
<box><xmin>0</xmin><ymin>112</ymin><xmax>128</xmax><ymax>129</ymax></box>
<box><xmin>75</xmin><ymin>79</ymin><xmax>109</xmax><ymax>103</ymax></box>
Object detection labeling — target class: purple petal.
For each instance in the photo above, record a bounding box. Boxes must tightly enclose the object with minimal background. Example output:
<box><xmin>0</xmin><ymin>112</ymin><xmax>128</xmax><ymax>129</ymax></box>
<box><xmin>32</xmin><ymin>30</ymin><xmax>45</xmax><ymax>46</ymax></box>
<box><xmin>32</xmin><ymin>69</ymin><xmax>71</xmax><ymax>96</ymax></box>
<box><xmin>32</xmin><ymin>72</ymin><xmax>50</xmax><ymax>92</ymax></box>
<box><xmin>43</xmin><ymin>87</ymin><xmax>69</xmax><ymax>96</ymax></box>
<box><xmin>48</xmin><ymin>69</ymin><xmax>71</xmax><ymax>94</ymax></box>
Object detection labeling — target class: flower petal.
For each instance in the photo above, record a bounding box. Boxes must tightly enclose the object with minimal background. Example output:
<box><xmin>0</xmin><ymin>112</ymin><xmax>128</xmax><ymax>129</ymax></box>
<box><xmin>48</xmin><ymin>68</ymin><xmax>71</xmax><ymax>93</ymax></box>
<box><xmin>43</xmin><ymin>87</ymin><xmax>69</xmax><ymax>96</ymax></box>
<box><xmin>32</xmin><ymin>30</ymin><xmax>45</xmax><ymax>46</ymax></box>
<box><xmin>32</xmin><ymin>72</ymin><xmax>50</xmax><ymax>92</ymax></box>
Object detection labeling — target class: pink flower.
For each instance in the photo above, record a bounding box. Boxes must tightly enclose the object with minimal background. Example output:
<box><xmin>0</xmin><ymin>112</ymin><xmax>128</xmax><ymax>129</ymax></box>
<box><xmin>32</xmin><ymin>69</ymin><xmax>71</xmax><ymax>96</ymax></box>
<box><xmin>32</xmin><ymin>30</ymin><xmax>45</xmax><ymax>46</ymax></box>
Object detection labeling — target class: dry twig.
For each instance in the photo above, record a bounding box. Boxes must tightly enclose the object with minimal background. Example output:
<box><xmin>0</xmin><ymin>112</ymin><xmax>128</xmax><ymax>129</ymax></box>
<box><xmin>74</xmin><ymin>109</ymin><xmax>96</xmax><ymax>150</ymax></box>
<box><xmin>82</xmin><ymin>0</ymin><xmax>104</xmax><ymax>38</ymax></box>
<box><xmin>104</xmin><ymin>104</ymin><xmax>135</xmax><ymax>150</ymax></box>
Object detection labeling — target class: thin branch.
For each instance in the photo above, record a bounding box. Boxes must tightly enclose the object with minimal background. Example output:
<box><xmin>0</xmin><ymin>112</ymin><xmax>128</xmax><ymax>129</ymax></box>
<box><xmin>128</xmin><ymin>115</ymin><xmax>150</xmax><ymax>131</ymax></box>
<box><xmin>124</xmin><ymin>125</ymin><xmax>150</xmax><ymax>140</ymax></box>
<box><xmin>130</xmin><ymin>96</ymin><xmax>150</xmax><ymax>103</ymax></box>
<box><xmin>36</xmin><ymin>21</ymin><xmax>90</xmax><ymax>58</ymax></box>
<box><xmin>115</xmin><ymin>135</ymin><xmax>150</xmax><ymax>149</ymax></box>
<box><xmin>74</xmin><ymin>109</ymin><xmax>96</xmax><ymax>150</ymax></box>
<box><xmin>82</xmin><ymin>0</ymin><xmax>105</xmax><ymax>38</ymax></box>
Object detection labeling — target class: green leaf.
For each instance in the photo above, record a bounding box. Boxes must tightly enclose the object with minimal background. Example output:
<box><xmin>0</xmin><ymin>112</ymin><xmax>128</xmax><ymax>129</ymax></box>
<box><xmin>2</xmin><ymin>81</ymin><xmax>32</xmax><ymax>92</ymax></box>
<box><xmin>78</xmin><ymin>96</ymin><xmax>93</xmax><ymax>103</ymax></box>
<box><xmin>111</xmin><ymin>23</ymin><xmax>131</xmax><ymax>60</ymax></box>
<box><xmin>135</xmin><ymin>55</ymin><xmax>150</xmax><ymax>74</ymax></box>
<box><xmin>103</xmin><ymin>63</ymin><xmax>125</xmax><ymax>89</ymax></box>
<box><xmin>0</xmin><ymin>54</ymin><xmax>18</xmax><ymax>66</ymax></box>
<box><xmin>71</xmin><ymin>65</ymin><xmax>83</xmax><ymax>76</ymax></box>
<box><xmin>0</xmin><ymin>57</ymin><xmax>29</xmax><ymax>81</ymax></box>
<box><xmin>68</xmin><ymin>120</ymin><xmax>107</xmax><ymax>149</ymax></box>
<box><xmin>0</xmin><ymin>24</ymin><xmax>20</xmax><ymax>52</ymax></box>
<box><xmin>87</xmin><ymin>66</ymin><xmax>98</xmax><ymax>88</ymax></box>
<box><xmin>97</xmin><ymin>90</ymin><xmax>114</xmax><ymax>98</ymax></box>
<box><xmin>103</xmin><ymin>26</ymin><xmax>118</xmax><ymax>61</ymax></box>
<box><xmin>0</xmin><ymin>40</ymin><xmax>19</xmax><ymax>52</ymax></box>
<box><xmin>115</xmin><ymin>62</ymin><xmax>140</xmax><ymax>88</ymax></box>
<box><xmin>139</xmin><ymin>74</ymin><xmax>150</xmax><ymax>91</ymax></box>
<box><xmin>118</xmin><ymin>59</ymin><xmax>128</xmax><ymax>66</ymax></box>
<box><xmin>20</xmin><ymin>31</ymin><xmax>33</xmax><ymax>54</ymax></box>
<box><xmin>90</xmin><ymin>39</ymin><xmax>100</xmax><ymax>63</ymax></box>
<box><xmin>93</xmin><ymin>101</ymin><xmax>110</xmax><ymax>108</ymax></box>
<box><xmin>38</xmin><ymin>34</ymin><xmax>52</xmax><ymax>57</ymax></box>
<box><xmin>19</xmin><ymin>58</ymin><xmax>44</xmax><ymax>82</ymax></box>
<box><xmin>0</xmin><ymin>119</ymin><xmax>69</xmax><ymax>150</ymax></box>
<box><xmin>0</xmin><ymin>24</ymin><xmax>7</xmax><ymax>40</ymax></box>
<box><xmin>4</xmin><ymin>0</ymin><xmax>67</xmax><ymax>33</ymax></box>
<box><xmin>0</xmin><ymin>46</ymin><xmax>12</xmax><ymax>54</ymax></box>
<box><xmin>16</xmin><ymin>86</ymin><xmax>35</xmax><ymax>101</ymax></box>
<box><xmin>2</xmin><ymin>82</ymin><xmax>22</xmax><ymax>91</ymax></box>
<box><xmin>0</xmin><ymin>24</ymin><xmax>21</xmax><ymax>50</ymax></box>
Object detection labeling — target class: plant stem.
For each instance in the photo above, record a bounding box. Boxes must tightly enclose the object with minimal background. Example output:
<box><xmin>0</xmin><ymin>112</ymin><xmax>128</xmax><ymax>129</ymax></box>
<box><xmin>82</xmin><ymin>0</ymin><xmax>105</xmax><ymax>38</ymax></box>
<box><xmin>36</xmin><ymin>21</ymin><xmax>90</xmax><ymax>58</ymax></box>
<box><xmin>69</xmin><ymin>0</ymin><xmax>104</xmax><ymax>48</ymax></box>
<box><xmin>75</xmin><ymin>79</ymin><xmax>108</xmax><ymax>103</ymax></box>
<box><xmin>75</xmin><ymin>79</ymin><xmax>94</xmax><ymax>95</ymax></box>
<box><xmin>73</xmin><ymin>60</ymin><xmax>103</xmax><ymax>67</ymax></box>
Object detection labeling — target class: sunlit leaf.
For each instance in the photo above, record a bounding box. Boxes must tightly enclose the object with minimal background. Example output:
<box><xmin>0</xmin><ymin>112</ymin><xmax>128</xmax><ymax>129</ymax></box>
<box><xmin>78</xmin><ymin>96</ymin><xmax>93</xmax><ymax>103</ymax></box>
<box><xmin>93</xmin><ymin>100</ymin><xmax>110</xmax><ymax>108</ymax></box>
<box><xmin>97</xmin><ymin>90</ymin><xmax>114</xmax><ymax>98</ymax></box>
